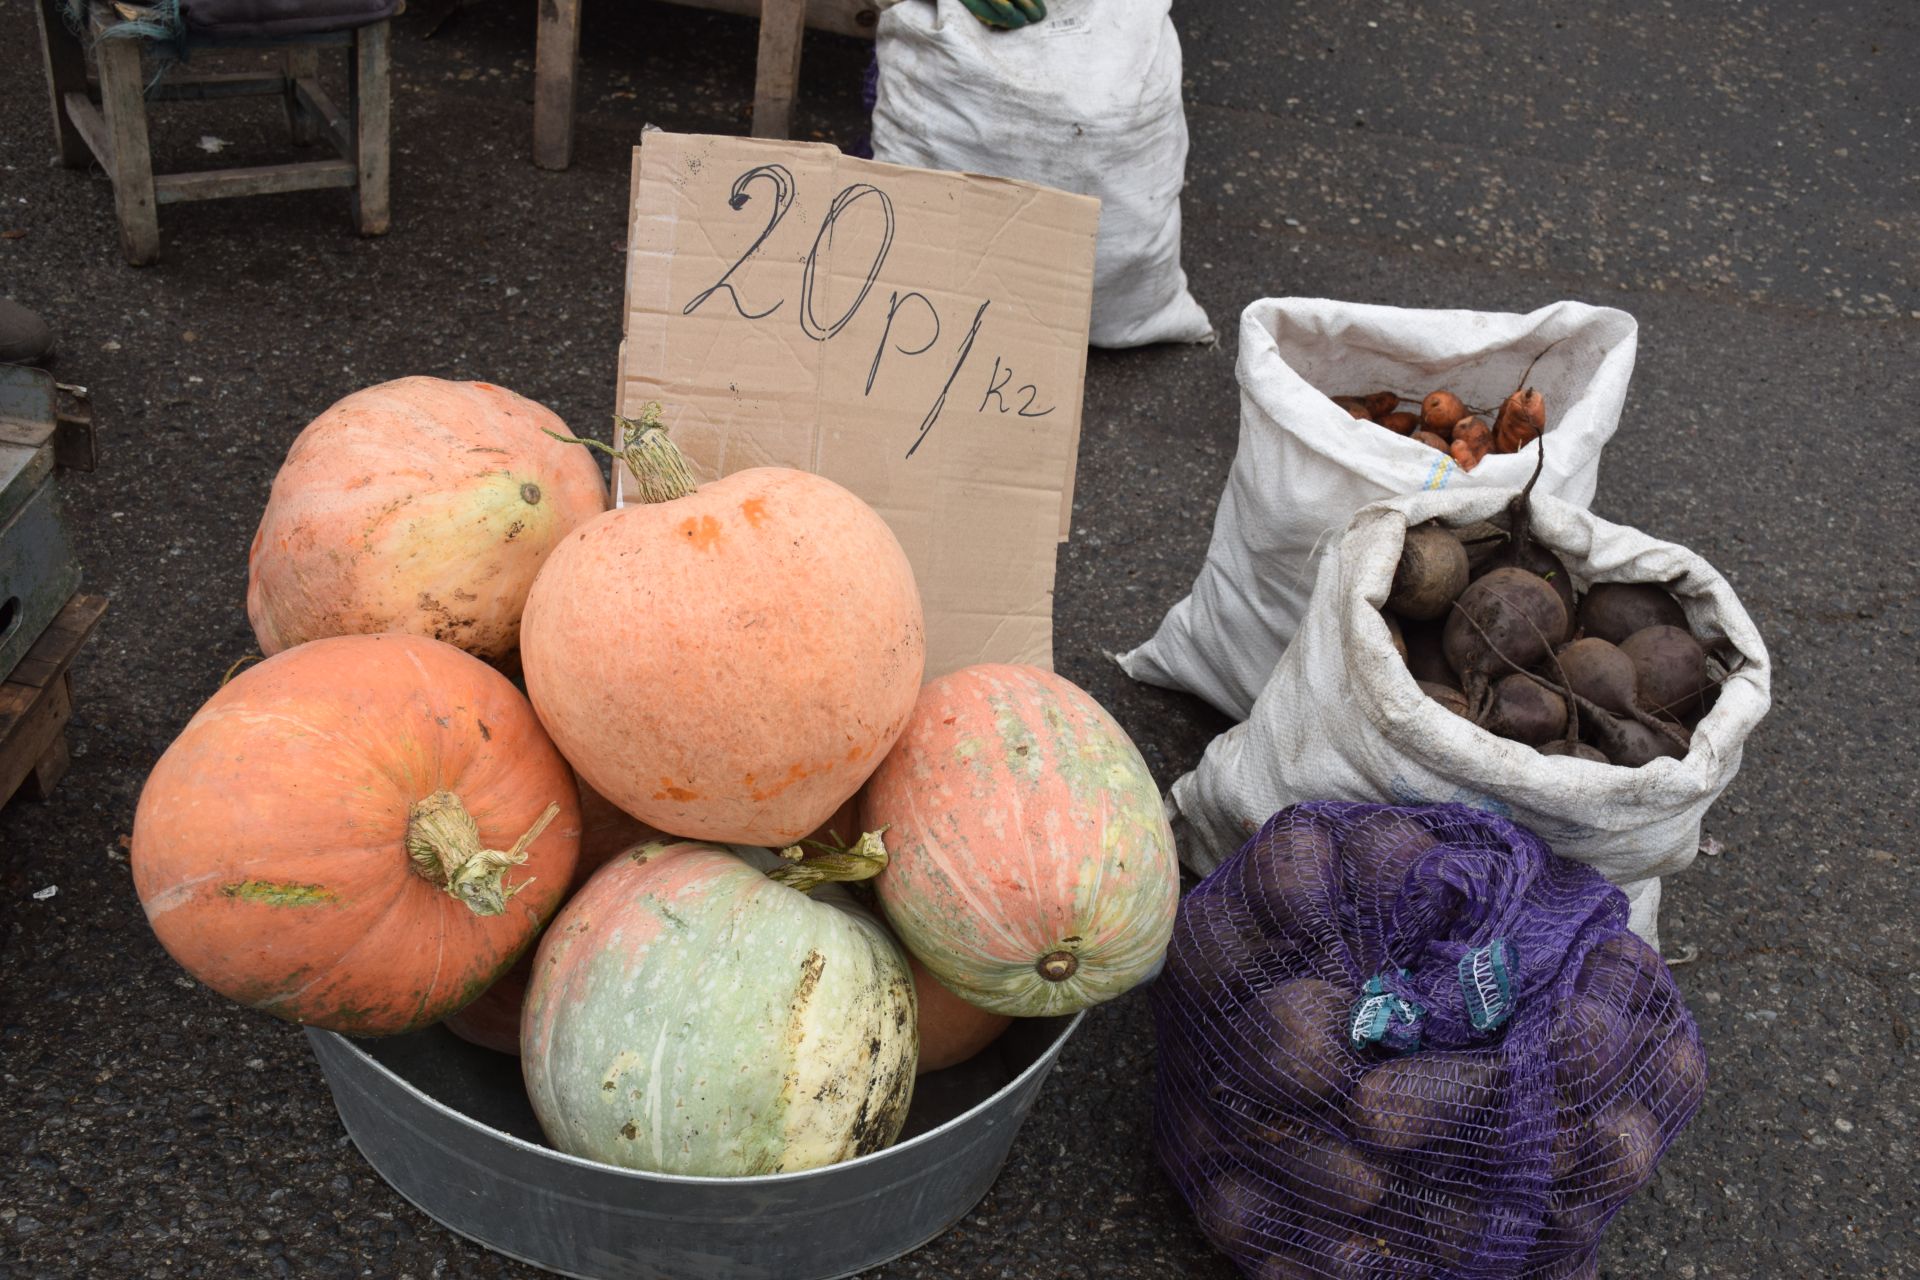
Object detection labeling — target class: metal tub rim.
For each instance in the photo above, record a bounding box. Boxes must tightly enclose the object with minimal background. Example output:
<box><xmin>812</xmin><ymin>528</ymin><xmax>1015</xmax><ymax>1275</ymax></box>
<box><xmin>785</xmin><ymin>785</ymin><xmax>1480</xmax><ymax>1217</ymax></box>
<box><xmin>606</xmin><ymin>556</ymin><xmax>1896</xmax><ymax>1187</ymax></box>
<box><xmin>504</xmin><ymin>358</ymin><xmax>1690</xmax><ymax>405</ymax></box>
<box><xmin>308</xmin><ymin>1011</ymin><xmax>1082</xmax><ymax>1189</ymax></box>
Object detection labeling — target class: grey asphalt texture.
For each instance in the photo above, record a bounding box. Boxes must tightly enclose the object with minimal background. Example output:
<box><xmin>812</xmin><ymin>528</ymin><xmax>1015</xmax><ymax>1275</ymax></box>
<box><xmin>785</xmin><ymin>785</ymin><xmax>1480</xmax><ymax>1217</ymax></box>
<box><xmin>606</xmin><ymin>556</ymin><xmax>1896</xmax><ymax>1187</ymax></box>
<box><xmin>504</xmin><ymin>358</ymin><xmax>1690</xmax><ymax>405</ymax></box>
<box><xmin>1</xmin><ymin>0</ymin><xmax>1915</xmax><ymax>1276</ymax></box>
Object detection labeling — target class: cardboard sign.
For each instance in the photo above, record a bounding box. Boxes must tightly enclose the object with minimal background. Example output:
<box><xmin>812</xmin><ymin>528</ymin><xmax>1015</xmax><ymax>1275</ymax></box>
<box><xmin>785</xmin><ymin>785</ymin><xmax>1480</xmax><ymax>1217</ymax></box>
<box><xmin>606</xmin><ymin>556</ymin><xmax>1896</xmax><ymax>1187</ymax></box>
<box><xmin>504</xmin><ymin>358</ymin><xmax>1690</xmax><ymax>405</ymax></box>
<box><xmin>616</xmin><ymin>131</ymin><xmax>1099</xmax><ymax>678</ymax></box>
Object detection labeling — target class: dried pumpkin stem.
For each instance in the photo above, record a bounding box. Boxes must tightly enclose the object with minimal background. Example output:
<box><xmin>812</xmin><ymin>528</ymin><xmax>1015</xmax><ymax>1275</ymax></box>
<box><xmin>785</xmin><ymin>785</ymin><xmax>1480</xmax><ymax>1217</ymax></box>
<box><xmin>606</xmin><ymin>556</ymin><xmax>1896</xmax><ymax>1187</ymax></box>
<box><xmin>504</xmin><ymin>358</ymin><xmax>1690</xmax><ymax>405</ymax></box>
<box><xmin>542</xmin><ymin>401</ymin><xmax>697</xmax><ymax>505</ymax></box>
<box><xmin>405</xmin><ymin>791</ymin><xmax>559</xmax><ymax>917</ymax></box>
<box><xmin>766</xmin><ymin>829</ymin><xmax>891</xmax><ymax>895</ymax></box>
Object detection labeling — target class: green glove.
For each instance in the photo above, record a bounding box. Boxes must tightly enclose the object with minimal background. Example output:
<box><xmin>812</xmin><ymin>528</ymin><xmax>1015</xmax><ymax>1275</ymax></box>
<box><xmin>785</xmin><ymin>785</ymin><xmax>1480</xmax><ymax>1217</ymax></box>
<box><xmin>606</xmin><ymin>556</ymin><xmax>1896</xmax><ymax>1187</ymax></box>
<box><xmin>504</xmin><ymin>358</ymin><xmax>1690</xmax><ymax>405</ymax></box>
<box><xmin>958</xmin><ymin>0</ymin><xmax>1046</xmax><ymax>28</ymax></box>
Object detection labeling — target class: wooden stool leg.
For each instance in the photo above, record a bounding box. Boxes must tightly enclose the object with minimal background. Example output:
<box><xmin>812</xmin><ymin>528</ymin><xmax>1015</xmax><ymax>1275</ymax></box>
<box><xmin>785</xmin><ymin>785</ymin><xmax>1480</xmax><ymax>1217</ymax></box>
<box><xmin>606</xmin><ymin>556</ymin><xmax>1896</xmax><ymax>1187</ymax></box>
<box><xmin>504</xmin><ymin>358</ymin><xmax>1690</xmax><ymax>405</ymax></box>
<box><xmin>349</xmin><ymin>21</ymin><xmax>391</xmax><ymax>235</ymax></box>
<box><xmin>533</xmin><ymin>0</ymin><xmax>583</xmax><ymax>170</ymax></box>
<box><xmin>285</xmin><ymin>46</ymin><xmax>321</xmax><ymax>145</ymax></box>
<box><xmin>752</xmin><ymin>0</ymin><xmax>808</xmax><ymax>140</ymax></box>
<box><xmin>94</xmin><ymin>32</ymin><xmax>161</xmax><ymax>266</ymax></box>
<box><xmin>36</xmin><ymin>0</ymin><xmax>92</xmax><ymax>167</ymax></box>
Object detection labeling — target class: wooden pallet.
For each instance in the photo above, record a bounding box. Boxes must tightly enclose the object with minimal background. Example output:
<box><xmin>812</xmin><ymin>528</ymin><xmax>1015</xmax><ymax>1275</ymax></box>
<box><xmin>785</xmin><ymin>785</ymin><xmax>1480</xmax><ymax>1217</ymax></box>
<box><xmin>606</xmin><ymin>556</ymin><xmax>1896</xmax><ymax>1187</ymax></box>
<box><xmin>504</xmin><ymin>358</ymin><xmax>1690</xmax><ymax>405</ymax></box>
<box><xmin>1</xmin><ymin>593</ymin><xmax>107</xmax><ymax>809</ymax></box>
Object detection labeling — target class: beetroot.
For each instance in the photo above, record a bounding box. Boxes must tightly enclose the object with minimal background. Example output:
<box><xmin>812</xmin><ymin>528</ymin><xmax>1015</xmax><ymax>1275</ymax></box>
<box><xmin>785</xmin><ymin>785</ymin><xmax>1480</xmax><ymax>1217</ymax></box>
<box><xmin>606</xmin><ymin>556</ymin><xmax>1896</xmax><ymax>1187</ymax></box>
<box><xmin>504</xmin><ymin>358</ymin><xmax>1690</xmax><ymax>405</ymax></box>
<box><xmin>1362</xmin><ymin>391</ymin><xmax>1401</xmax><ymax>419</ymax></box>
<box><xmin>1493</xmin><ymin>387</ymin><xmax>1546</xmax><ymax>452</ymax></box>
<box><xmin>1619</xmin><ymin>624</ymin><xmax>1708</xmax><ymax>719</ymax></box>
<box><xmin>1577</xmin><ymin>582</ymin><xmax>1687</xmax><ymax>645</ymax></box>
<box><xmin>1483</xmin><ymin>673</ymin><xmax>1568</xmax><ymax>744</ymax></box>
<box><xmin>1443</xmin><ymin>567</ymin><xmax>1570</xmax><ymax>716</ymax></box>
<box><xmin>1550</xmin><ymin>996</ymin><xmax>1639</xmax><ymax>1099</ymax></box>
<box><xmin>1194</xmin><ymin>1165</ymin><xmax>1267</xmax><ymax>1254</ymax></box>
<box><xmin>1388</xmin><ymin>524</ymin><xmax>1470</xmax><ymax>621</ymax></box>
<box><xmin>1478</xmin><ymin>537</ymin><xmax>1577</xmax><ymax>622</ymax></box>
<box><xmin>1555</xmin><ymin>637</ymin><xmax>1636</xmax><ymax>715</ymax></box>
<box><xmin>1584</xmin><ymin>710</ymin><xmax>1686</xmax><ymax>767</ymax></box>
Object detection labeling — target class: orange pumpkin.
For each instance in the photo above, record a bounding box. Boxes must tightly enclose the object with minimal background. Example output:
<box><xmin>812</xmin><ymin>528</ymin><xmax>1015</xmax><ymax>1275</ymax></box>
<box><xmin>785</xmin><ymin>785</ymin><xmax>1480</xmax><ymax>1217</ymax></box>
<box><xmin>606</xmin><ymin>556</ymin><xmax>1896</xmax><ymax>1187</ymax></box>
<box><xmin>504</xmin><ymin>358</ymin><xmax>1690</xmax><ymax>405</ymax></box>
<box><xmin>247</xmin><ymin>377</ymin><xmax>609</xmax><ymax>664</ymax></box>
<box><xmin>131</xmin><ymin>634</ymin><xmax>581</xmax><ymax>1036</ymax></box>
<box><xmin>443</xmin><ymin>776</ymin><xmax>660</xmax><ymax>1054</ymax></box>
<box><xmin>909</xmin><ymin>953</ymin><xmax>1012</xmax><ymax>1075</ymax></box>
<box><xmin>521</xmin><ymin>415</ymin><xmax>924</xmax><ymax>846</ymax></box>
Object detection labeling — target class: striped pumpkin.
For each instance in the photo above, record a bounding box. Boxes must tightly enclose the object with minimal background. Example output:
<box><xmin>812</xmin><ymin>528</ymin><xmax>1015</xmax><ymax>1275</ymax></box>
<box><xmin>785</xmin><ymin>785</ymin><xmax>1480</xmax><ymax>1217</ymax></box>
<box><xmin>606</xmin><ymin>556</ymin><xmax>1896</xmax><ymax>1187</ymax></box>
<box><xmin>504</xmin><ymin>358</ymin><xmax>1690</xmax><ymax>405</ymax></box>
<box><xmin>862</xmin><ymin>664</ymin><xmax>1179</xmax><ymax>1017</ymax></box>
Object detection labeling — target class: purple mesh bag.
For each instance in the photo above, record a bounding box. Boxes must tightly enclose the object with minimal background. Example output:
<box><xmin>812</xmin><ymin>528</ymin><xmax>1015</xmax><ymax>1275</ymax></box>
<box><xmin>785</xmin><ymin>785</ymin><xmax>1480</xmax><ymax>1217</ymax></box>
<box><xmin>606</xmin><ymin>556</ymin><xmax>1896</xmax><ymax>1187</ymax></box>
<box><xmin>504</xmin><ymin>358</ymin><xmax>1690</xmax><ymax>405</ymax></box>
<box><xmin>1151</xmin><ymin>802</ymin><xmax>1707</xmax><ymax>1280</ymax></box>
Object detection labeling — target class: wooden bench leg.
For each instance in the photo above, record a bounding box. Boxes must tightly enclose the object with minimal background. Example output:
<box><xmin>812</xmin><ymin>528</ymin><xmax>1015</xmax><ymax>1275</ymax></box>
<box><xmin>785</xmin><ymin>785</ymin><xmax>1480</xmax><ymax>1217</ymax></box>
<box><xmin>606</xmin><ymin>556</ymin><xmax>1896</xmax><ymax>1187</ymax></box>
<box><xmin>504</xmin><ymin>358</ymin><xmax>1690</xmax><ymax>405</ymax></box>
<box><xmin>285</xmin><ymin>46</ymin><xmax>321</xmax><ymax>145</ymax></box>
<box><xmin>349</xmin><ymin>20</ymin><xmax>391</xmax><ymax>235</ymax></box>
<box><xmin>94</xmin><ymin>32</ymin><xmax>161</xmax><ymax>266</ymax></box>
<box><xmin>752</xmin><ymin>0</ymin><xmax>809</xmax><ymax>140</ymax></box>
<box><xmin>36</xmin><ymin>0</ymin><xmax>92</xmax><ymax>168</ymax></box>
<box><xmin>532</xmin><ymin>0</ymin><xmax>582</xmax><ymax>170</ymax></box>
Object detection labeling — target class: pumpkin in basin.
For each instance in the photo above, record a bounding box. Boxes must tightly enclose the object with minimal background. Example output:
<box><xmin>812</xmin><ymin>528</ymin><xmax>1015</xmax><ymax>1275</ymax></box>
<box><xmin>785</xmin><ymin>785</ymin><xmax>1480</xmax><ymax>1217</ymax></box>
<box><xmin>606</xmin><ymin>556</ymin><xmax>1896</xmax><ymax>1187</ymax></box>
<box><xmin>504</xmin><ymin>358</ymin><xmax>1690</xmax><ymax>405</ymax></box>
<box><xmin>131</xmin><ymin>634</ymin><xmax>580</xmax><ymax>1035</ymax></box>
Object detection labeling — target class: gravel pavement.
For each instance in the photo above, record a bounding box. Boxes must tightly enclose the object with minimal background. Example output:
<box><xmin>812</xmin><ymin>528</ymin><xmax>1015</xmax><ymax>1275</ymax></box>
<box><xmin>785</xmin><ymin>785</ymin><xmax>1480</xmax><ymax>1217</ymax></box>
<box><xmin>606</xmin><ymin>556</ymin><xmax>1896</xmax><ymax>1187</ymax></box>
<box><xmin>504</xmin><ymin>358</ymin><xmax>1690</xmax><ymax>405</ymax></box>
<box><xmin>1</xmin><ymin>1</ymin><xmax>1914</xmax><ymax>1277</ymax></box>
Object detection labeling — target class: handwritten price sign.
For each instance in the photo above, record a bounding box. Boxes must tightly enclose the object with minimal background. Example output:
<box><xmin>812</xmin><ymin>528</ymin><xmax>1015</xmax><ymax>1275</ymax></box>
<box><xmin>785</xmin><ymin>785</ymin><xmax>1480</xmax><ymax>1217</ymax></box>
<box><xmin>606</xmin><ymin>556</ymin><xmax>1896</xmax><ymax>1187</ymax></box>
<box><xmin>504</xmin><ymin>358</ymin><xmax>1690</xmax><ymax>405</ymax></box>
<box><xmin>617</xmin><ymin>132</ymin><xmax>1100</xmax><ymax>677</ymax></box>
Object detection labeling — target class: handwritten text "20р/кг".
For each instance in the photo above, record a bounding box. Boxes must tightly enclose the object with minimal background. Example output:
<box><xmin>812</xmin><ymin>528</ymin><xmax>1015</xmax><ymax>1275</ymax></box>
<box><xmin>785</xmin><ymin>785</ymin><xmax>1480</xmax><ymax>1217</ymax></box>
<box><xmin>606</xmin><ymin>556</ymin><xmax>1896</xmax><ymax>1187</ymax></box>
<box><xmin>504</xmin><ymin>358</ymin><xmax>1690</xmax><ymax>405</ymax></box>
<box><xmin>682</xmin><ymin>164</ymin><xmax>1058</xmax><ymax>459</ymax></box>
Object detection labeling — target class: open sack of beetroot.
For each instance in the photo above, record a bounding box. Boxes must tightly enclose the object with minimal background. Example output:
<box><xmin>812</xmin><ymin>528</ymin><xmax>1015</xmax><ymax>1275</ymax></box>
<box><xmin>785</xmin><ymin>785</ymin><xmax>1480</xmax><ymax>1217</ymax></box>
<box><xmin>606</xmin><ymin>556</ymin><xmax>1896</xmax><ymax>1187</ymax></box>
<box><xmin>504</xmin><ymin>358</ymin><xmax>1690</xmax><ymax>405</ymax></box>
<box><xmin>1151</xmin><ymin>802</ymin><xmax>1707</xmax><ymax>1280</ymax></box>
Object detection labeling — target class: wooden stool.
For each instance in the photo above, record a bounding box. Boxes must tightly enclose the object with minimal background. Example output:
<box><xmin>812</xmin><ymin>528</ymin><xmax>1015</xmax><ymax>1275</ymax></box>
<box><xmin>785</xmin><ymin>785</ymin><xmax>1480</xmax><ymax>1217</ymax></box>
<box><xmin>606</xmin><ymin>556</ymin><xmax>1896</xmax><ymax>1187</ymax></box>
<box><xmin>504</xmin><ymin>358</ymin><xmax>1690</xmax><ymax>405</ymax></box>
<box><xmin>34</xmin><ymin>0</ymin><xmax>392</xmax><ymax>266</ymax></box>
<box><xmin>533</xmin><ymin>0</ymin><xmax>877</xmax><ymax>170</ymax></box>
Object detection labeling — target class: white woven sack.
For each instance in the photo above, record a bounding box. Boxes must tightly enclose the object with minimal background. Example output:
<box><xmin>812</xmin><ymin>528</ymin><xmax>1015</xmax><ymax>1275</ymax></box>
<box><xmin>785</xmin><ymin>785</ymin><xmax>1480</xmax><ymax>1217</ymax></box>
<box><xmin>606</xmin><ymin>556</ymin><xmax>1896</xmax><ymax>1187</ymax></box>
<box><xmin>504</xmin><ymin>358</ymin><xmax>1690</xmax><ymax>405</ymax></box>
<box><xmin>1167</xmin><ymin>488</ymin><xmax>1772</xmax><ymax>950</ymax></box>
<box><xmin>870</xmin><ymin>0</ymin><xmax>1212</xmax><ymax>349</ymax></box>
<box><xmin>1119</xmin><ymin>297</ymin><xmax>1638</xmax><ymax>720</ymax></box>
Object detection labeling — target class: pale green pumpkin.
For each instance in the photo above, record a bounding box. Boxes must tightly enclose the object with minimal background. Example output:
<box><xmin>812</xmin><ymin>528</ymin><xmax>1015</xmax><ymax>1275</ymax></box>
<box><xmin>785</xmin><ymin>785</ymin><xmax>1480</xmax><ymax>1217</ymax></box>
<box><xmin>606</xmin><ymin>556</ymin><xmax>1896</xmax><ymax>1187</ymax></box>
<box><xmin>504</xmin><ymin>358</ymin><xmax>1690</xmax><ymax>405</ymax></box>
<box><xmin>521</xmin><ymin>839</ymin><xmax>917</xmax><ymax>1176</ymax></box>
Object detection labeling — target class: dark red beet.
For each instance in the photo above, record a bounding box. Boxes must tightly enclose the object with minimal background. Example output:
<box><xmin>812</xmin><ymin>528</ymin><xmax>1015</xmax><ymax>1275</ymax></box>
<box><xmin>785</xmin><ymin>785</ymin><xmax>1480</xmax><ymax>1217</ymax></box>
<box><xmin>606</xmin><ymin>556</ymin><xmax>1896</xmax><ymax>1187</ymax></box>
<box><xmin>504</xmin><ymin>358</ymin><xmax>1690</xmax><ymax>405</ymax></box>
<box><xmin>1620</xmin><ymin>624</ymin><xmax>1708</xmax><ymax>719</ymax></box>
<box><xmin>1584</xmin><ymin>710</ymin><xmax>1686</xmax><ymax>767</ymax></box>
<box><xmin>1388</xmin><ymin>524</ymin><xmax>1471</xmax><ymax>621</ymax></box>
<box><xmin>1444</xmin><ymin>566</ymin><xmax>1570</xmax><ymax>715</ymax></box>
<box><xmin>1577</xmin><ymin>582</ymin><xmax>1688</xmax><ymax>645</ymax></box>
<box><xmin>1478</xmin><ymin>538</ymin><xmax>1577</xmax><ymax>622</ymax></box>
<box><xmin>1483</xmin><ymin>672</ymin><xmax>1568</xmax><ymax>744</ymax></box>
<box><xmin>1556</xmin><ymin>637</ymin><xmax>1637</xmax><ymax>715</ymax></box>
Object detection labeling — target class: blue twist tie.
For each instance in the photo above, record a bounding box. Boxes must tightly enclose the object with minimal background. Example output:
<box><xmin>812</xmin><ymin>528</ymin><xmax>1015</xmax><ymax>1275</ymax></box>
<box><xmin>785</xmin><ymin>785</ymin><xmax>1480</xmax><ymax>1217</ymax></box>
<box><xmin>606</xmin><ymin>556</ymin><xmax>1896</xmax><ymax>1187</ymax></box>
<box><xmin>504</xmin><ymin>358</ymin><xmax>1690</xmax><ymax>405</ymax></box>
<box><xmin>1349</xmin><ymin>972</ymin><xmax>1425</xmax><ymax>1053</ymax></box>
<box><xmin>1459</xmin><ymin>938</ymin><xmax>1515</xmax><ymax>1032</ymax></box>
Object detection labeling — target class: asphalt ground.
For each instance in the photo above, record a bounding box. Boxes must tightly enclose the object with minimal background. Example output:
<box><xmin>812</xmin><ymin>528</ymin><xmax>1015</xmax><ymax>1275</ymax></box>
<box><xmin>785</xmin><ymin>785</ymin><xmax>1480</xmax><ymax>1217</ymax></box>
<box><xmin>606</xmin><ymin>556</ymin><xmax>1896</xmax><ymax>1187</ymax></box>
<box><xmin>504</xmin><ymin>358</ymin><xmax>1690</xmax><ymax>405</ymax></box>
<box><xmin>1</xmin><ymin>0</ymin><xmax>1915</xmax><ymax>1277</ymax></box>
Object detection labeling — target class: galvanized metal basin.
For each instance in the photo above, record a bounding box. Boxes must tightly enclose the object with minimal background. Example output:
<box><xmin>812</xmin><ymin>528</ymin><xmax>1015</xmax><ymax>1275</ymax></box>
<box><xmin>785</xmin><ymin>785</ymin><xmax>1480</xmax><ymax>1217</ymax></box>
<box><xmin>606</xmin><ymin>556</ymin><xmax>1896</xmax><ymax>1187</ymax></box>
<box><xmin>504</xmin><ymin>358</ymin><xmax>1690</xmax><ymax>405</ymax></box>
<box><xmin>308</xmin><ymin>1012</ymin><xmax>1082</xmax><ymax>1279</ymax></box>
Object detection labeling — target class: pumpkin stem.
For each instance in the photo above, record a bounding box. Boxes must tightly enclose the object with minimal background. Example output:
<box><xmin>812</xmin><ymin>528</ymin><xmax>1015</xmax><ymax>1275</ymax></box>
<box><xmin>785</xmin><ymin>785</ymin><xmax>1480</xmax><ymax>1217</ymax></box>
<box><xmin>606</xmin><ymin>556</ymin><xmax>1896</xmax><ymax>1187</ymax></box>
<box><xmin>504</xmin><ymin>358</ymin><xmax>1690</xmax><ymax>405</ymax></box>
<box><xmin>405</xmin><ymin>791</ymin><xmax>559</xmax><ymax>917</ymax></box>
<box><xmin>541</xmin><ymin>401</ymin><xmax>697</xmax><ymax>505</ymax></box>
<box><xmin>766</xmin><ymin>828</ymin><xmax>890</xmax><ymax>895</ymax></box>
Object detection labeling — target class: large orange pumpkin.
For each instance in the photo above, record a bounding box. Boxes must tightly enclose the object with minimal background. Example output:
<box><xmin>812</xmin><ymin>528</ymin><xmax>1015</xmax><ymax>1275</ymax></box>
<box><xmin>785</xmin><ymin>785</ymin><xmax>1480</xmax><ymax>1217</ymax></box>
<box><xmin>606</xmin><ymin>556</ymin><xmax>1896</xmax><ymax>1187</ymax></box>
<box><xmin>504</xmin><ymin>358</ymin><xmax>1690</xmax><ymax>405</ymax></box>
<box><xmin>131</xmin><ymin>634</ymin><xmax>581</xmax><ymax>1036</ymax></box>
<box><xmin>521</xmin><ymin>417</ymin><xmax>924</xmax><ymax>846</ymax></box>
<box><xmin>247</xmin><ymin>377</ymin><xmax>608</xmax><ymax>663</ymax></box>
